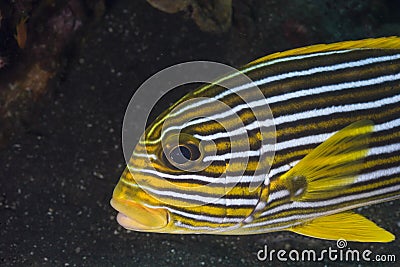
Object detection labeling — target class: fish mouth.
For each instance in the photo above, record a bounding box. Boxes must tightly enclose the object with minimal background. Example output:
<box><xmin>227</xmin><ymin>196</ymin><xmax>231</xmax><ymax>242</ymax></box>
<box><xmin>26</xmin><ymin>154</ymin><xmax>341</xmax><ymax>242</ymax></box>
<box><xmin>110</xmin><ymin>198</ymin><xmax>169</xmax><ymax>231</ymax></box>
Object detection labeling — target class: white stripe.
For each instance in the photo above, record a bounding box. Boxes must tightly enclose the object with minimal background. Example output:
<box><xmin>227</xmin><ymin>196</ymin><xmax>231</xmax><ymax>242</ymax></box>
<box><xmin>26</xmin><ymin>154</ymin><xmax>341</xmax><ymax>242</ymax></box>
<box><xmin>130</xmin><ymin>119</ymin><xmax>400</xmax><ymax>188</ymax></box>
<box><xmin>128</xmin><ymin>166</ymin><xmax>266</xmax><ymax>184</ymax></box>
<box><xmin>171</xmin><ymin>50</ymin><xmax>355</xmax><ymax>117</ymax></box>
<box><xmin>159</xmin><ymin>55</ymin><xmax>400</xmax><ymax>141</ymax></box>
<box><xmin>266</xmin><ymin>119</ymin><xmax>400</xmax><ymax>179</ymax></box>
<box><xmin>268</xmin><ymin>164</ymin><xmax>294</xmax><ymax>180</ymax></box>
<box><xmin>246</xmin><ymin>183</ymin><xmax>400</xmax><ymax>229</ymax></box>
<box><xmin>147</xmin><ymin>50</ymin><xmax>357</xmax><ymax>144</ymax></box>
<box><xmin>199</xmin><ymin>116</ymin><xmax>400</xmax><ymax>165</ymax></box>
<box><xmin>367</xmin><ymin>142</ymin><xmax>400</xmax><ymax>157</ymax></box>
<box><xmin>356</xmin><ymin>155</ymin><xmax>400</xmax><ymax>184</ymax></box>
<box><xmin>130</xmin><ymin>123</ymin><xmax>400</xmax><ymax>188</ymax></box>
<box><xmin>132</xmin><ymin>152</ymin><xmax>157</xmax><ymax>160</ymax></box>
<box><xmin>267</xmin><ymin>142</ymin><xmax>400</xmax><ymax>182</ymax></box>
<box><xmin>195</xmin><ymin>87</ymin><xmax>400</xmax><ymax>141</ymax></box>
<box><xmin>266</xmin><ymin>189</ymin><xmax>291</xmax><ymax>203</ymax></box>
<box><xmin>274</xmin><ymin>117</ymin><xmax>400</xmax><ymax>156</ymax></box>
<box><xmin>243</xmin><ymin>50</ymin><xmax>354</xmax><ymax>74</ymax></box>
<box><xmin>261</xmin><ymin>167</ymin><xmax>400</xmax><ymax>218</ymax></box>
<box><xmin>123</xmin><ymin>178</ymin><xmax>259</xmax><ymax>206</ymax></box>
<box><xmin>203</xmin><ymin>149</ymin><xmax>259</xmax><ymax>162</ymax></box>
<box><xmin>247</xmin><ymin>211</ymin><xmax>328</xmax><ymax>229</ymax></box>
<box><xmin>174</xmin><ymin>221</ymin><xmax>239</xmax><ymax>232</ymax></box>
<box><xmin>166</xmin><ymin>207</ymin><xmax>243</xmax><ymax>223</ymax></box>
<box><xmin>143</xmin><ymin>51</ymin><xmax>400</xmax><ymax>145</ymax></box>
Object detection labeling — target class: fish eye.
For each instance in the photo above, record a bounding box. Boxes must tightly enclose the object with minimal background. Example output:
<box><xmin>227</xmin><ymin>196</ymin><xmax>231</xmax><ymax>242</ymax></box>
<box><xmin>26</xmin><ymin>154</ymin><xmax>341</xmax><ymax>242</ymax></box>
<box><xmin>168</xmin><ymin>143</ymin><xmax>201</xmax><ymax>165</ymax></box>
<box><xmin>170</xmin><ymin>146</ymin><xmax>191</xmax><ymax>164</ymax></box>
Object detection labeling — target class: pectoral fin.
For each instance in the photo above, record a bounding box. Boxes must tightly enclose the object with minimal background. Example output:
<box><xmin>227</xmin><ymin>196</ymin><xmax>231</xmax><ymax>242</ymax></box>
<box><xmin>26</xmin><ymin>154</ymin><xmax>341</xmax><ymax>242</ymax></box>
<box><xmin>280</xmin><ymin>120</ymin><xmax>374</xmax><ymax>201</ymax></box>
<box><xmin>290</xmin><ymin>211</ymin><xmax>394</xmax><ymax>242</ymax></box>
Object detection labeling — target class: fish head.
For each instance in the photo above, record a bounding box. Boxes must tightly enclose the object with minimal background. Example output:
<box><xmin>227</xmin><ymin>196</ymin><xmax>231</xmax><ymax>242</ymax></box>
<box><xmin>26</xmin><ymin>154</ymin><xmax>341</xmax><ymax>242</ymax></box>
<box><xmin>111</xmin><ymin>93</ymin><xmax>274</xmax><ymax>233</ymax></box>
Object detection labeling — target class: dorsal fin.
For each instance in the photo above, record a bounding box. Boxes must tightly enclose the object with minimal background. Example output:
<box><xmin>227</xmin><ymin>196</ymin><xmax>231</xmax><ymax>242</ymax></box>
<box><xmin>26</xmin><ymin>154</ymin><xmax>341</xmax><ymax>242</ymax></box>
<box><xmin>248</xmin><ymin>36</ymin><xmax>400</xmax><ymax>66</ymax></box>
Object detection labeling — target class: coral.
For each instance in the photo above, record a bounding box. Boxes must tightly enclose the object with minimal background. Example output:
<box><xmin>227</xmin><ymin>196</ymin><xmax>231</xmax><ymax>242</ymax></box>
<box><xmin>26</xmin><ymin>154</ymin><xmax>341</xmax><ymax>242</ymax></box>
<box><xmin>0</xmin><ymin>0</ymin><xmax>105</xmax><ymax>148</ymax></box>
<box><xmin>146</xmin><ymin>0</ymin><xmax>232</xmax><ymax>33</ymax></box>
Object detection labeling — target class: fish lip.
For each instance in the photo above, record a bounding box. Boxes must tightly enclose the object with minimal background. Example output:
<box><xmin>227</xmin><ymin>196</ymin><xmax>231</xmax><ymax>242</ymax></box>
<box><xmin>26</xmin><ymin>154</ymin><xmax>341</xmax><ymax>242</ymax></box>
<box><xmin>110</xmin><ymin>198</ymin><xmax>169</xmax><ymax>231</ymax></box>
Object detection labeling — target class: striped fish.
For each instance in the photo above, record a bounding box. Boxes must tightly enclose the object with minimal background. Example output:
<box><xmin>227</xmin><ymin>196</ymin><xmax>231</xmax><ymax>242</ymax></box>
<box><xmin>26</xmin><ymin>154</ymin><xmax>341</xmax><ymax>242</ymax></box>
<box><xmin>110</xmin><ymin>37</ymin><xmax>400</xmax><ymax>242</ymax></box>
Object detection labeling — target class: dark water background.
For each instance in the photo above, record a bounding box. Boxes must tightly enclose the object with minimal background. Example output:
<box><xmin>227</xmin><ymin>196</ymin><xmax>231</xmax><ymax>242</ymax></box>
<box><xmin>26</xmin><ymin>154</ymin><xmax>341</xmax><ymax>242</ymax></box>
<box><xmin>1</xmin><ymin>0</ymin><xmax>400</xmax><ymax>266</ymax></box>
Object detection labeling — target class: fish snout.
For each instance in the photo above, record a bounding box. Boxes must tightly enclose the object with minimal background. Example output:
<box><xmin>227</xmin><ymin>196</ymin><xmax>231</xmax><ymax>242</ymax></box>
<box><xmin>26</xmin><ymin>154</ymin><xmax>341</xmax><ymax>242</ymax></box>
<box><xmin>110</xmin><ymin>198</ymin><xmax>169</xmax><ymax>231</ymax></box>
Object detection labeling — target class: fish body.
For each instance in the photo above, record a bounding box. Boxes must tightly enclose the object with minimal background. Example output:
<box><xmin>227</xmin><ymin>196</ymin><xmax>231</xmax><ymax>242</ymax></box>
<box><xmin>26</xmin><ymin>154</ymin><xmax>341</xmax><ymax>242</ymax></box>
<box><xmin>111</xmin><ymin>37</ymin><xmax>400</xmax><ymax>242</ymax></box>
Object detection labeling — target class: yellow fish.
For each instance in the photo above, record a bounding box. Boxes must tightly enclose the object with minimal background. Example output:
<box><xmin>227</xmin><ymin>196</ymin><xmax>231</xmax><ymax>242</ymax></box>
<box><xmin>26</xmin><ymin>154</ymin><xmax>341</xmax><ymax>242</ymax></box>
<box><xmin>111</xmin><ymin>37</ymin><xmax>400</xmax><ymax>242</ymax></box>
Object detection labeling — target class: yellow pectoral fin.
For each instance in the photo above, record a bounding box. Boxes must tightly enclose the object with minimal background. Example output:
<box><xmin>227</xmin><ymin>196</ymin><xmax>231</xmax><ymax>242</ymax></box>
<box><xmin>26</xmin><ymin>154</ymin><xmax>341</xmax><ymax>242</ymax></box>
<box><xmin>281</xmin><ymin>120</ymin><xmax>374</xmax><ymax>201</ymax></box>
<box><xmin>289</xmin><ymin>212</ymin><xmax>395</xmax><ymax>243</ymax></box>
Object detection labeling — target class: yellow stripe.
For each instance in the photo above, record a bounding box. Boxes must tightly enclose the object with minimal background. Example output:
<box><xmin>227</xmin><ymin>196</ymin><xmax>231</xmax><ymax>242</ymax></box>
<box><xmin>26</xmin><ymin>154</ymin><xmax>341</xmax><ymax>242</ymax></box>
<box><xmin>248</xmin><ymin>36</ymin><xmax>400</xmax><ymax>65</ymax></box>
